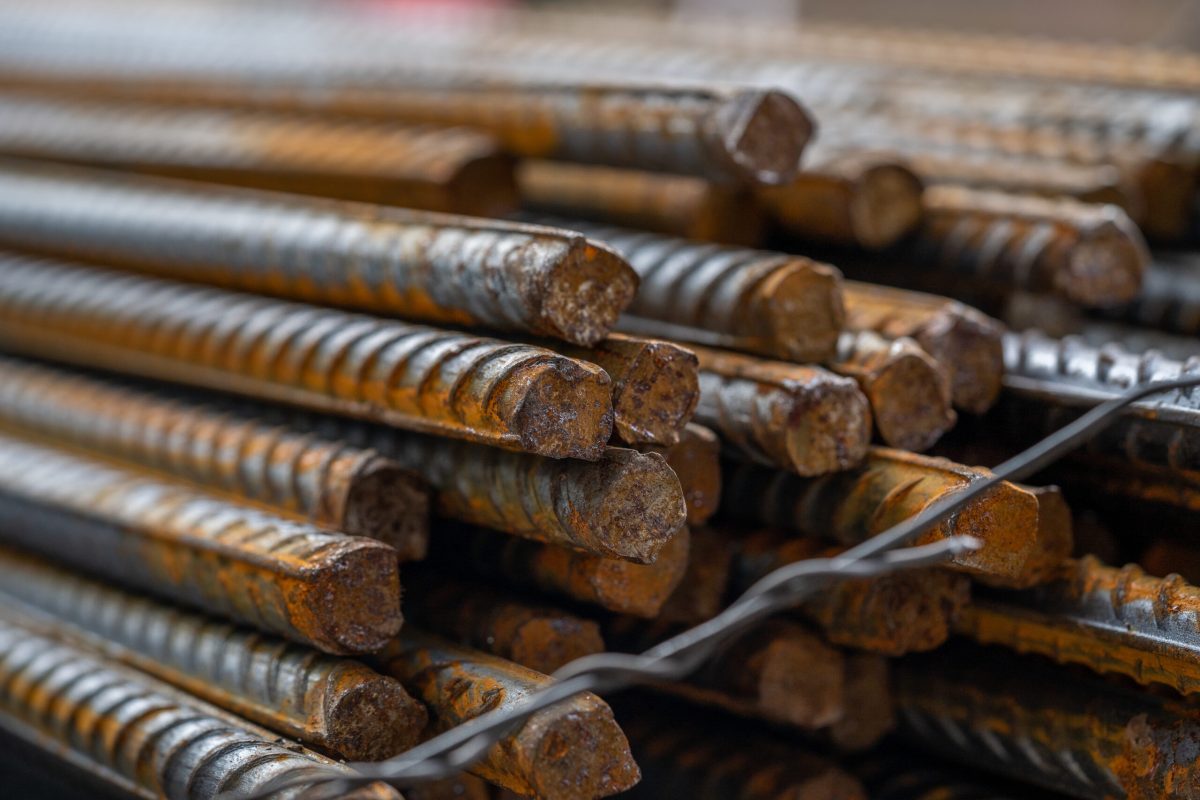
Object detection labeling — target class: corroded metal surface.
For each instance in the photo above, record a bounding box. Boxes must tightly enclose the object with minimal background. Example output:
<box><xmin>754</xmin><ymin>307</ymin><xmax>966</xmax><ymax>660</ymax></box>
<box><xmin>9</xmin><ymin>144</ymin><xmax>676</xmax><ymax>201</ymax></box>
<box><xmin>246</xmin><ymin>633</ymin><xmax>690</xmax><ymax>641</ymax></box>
<box><xmin>759</xmin><ymin>150</ymin><xmax>925</xmax><ymax>249</ymax></box>
<box><xmin>691</xmin><ymin>344</ymin><xmax>873</xmax><ymax>476</ymax></box>
<box><xmin>375</xmin><ymin>629</ymin><xmax>640</xmax><ymax>800</ymax></box>
<box><xmin>959</xmin><ymin>556</ymin><xmax>1200</xmax><ymax>696</ymax></box>
<box><xmin>0</xmin><ymin>253</ymin><xmax>615</xmax><ymax>459</ymax></box>
<box><xmin>549</xmin><ymin>333</ymin><xmax>699</xmax><ymax>446</ymax></box>
<box><xmin>896</xmin><ymin>644</ymin><xmax>1200</xmax><ymax>800</ymax></box>
<box><xmin>636</xmin><ymin>423</ymin><xmax>721</xmax><ymax>526</ymax></box>
<box><xmin>842</xmin><ymin>280</ymin><xmax>1005</xmax><ymax>414</ymax></box>
<box><xmin>0</xmin><ymin>160</ymin><xmax>638</xmax><ymax>346</ymax></box>
<box><xmin>402</xmin><ymin>568</ymin><xmax>604</xmax><ymax>673</ymax></box>
<box><xmin>300</xmin><ymin>413</ymin><xmax>686</xmax><ymax>562</ymax></box>
<box><xmin>614</xmin><ymin>698</ymin><xmax>868</xmax><ymax>800</ymax></box>
<box><xmin>0</xmin><ymin>610</ymin><xmax>402</xmax><ymax>800</ymax></box>
<box><xmin>538</xmin><ymin>216</ymin><xmax>845</xmax><ymax>362</ymax></box>
<box><xmin>0</xmin><ymin>431</ymin><xmax>401</xmax><ymax>654</ymax></box>
<box><xmin>427</xmin><ymin>524</ymin><xmax>690</xmax><ymax>618</ymax></box>
<box><xmin>1097</xmin><ymin>253</ymin><xmax>1200</xmax><ymax>339</ymax></box>
<box><xmin>516</xmin><ymin>161</ymin><xmax>765</xmax><ymax>245</ymax></box>
<box><xmin>727</xmin><ymin>528</ymin><xmax>972</xmax><ymax>655</ymax></box>
<box><xmin>0</xmin><ymin>355</ymin><xmax>430</xmax><ymax>559</ymax></box>
<box><xmin>720</xmin><ymin>448</ymin><xmax>1048</xmax><ymax>586</ymax></box>
<box><xmin>831</xmin><ymin>330</ymin><xmax>956</xmax><ymax>452</ymax></box>
<box><xmin>0</xmin><ymin>547</ymin><xmax>425</xmax><ymax>760</ymax></box>
<box><xmin>606</xmin><ymin>618</ymin><xmax>845</xmax><ymax>729</ymax></box>
<box><xmin>913</xmin><ymin>186</ymin><xmax>1149</xmax><ymax>306</ymax></box>
<box><xmin>0</xmin><ymin>93</ymin><xmax>518</xmax><ymax>215</ymax></box>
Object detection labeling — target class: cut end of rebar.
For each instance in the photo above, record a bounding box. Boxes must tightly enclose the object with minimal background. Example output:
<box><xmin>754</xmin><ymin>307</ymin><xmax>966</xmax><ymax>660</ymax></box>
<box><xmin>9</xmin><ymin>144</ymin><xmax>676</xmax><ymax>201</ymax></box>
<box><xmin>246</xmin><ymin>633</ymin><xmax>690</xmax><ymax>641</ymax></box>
<box><xmin>945</xmin><ymin>483</ymin><xmax>1041</xmax><ymax>585</ymax></box>
<box><xmin>1062</xmin><ymin>214</ymin><xmax>1149</xmax><ymax>306</ymax></box>
<box><xmin>565</xmin><ymin>449</ymin><xmax>687</xmax><ymax>563</ymax></box>
<box><xmin>711</xmin><ymin>89</ymin><xmax>813</xmax><ymax>185</ymax></box>
<box><xmin>784</xmin><ymin>375</ymin><xmax>873</xmax><ymax>476</ymax></box>
<box><xmin>659</xmin><ymin>424</ymin><xmax>721</xmax><ymax>526</ymax></box>
<box><xmin>539</xmin><ymin>238</ymin><xmax>639</xmax><ymax>346</ymax></box>
<box><xmin>611</xmin><ymin>341</ymin><xmax>700</xmax><ymax>446</ymax></box>
<box><xmin>863</xmin><ymin>344</ymin><xmax>957</xmax><ymax>453</ymax></box>
<box><xmin>512</xmin><ymin>356</ymin><xmax>614</xmax><ymax>460</ymax></box>
<box><xmin>821</xmin><ymin>570</ymin><xmax>971</xmax><ymax>656</ymax></box>
<box><xmin>585</xmin><ymin>525</ymin><xmax>691</xmax><ymax>618</ymax></box>
<box><xmin>297</xmin><ymin>539</ymin><xmax>403</xmax><ymax>654</ymax></box>
<box><xmin>758</xmin><ymin>260</ymin><xmax>846</xmax><ymax>363</ymax></box>
<box><xmin>516</xmin><ymin>693</ymin><xmax>641</xmax><ymax>800</ymax></box>
<box><xmin>507</xmin><ymin>616</ymin><xmax>606</xmax><ymax>674</ymax></box>
<box><xmin>324</xmin><ymin>668</ymin><xmax>430</xmax><ymax>761</ymax></box>
<box><xmin>917</xmin><ymin>310</ymin><xmax>1006</xmax><ymax>415</ymax></box>
<box><xmin>849</xmin><ymin>161</ymin><xmax>925</xmax><ymax>249</ymax></box>
<box><xmin>343</xmin><ymin>462</ymin><xmax>431</xmax><ymax>561</ymax></box>
<box><xmin>757</xmin><ymin>630</ymin><xmax>846</xmax><ymax>727</ymax></box>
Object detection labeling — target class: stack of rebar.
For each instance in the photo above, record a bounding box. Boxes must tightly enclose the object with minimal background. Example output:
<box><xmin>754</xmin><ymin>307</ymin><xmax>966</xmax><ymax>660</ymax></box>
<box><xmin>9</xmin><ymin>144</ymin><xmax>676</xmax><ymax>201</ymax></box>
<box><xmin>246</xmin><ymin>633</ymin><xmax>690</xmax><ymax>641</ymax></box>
<box><xmin>0</xmin><ymin>3</ymin><xmax>1197</xmax><ymax>800</ymax></box>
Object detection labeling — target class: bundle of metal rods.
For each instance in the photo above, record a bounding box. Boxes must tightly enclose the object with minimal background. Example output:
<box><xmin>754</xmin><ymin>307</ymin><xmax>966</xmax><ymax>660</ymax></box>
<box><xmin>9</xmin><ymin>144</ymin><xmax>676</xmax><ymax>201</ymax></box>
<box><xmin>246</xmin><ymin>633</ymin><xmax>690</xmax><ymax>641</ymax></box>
<box><xmin>0</xmin><ymin>3</ymin><xmax>1197</xmax><ymax>799</ymax></box>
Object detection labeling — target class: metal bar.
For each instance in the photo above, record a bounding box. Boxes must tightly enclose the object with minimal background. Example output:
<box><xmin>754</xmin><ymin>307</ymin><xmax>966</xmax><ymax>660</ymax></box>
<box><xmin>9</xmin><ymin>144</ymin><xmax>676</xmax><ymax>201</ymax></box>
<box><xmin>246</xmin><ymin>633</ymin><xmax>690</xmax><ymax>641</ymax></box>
<box><xmin>373</xmin><ymin>628</ymin><xmax>640</xmax><ymax>800</ymax></box>
<box><xmin>635</xmin><ymin>423</ymin><xmax>721</xmax><ymax>527</ymax></box>
<box><xmin>0</xmin><ymin>252</ymin><xmax>616</xmax><ymax>459</ymax></box>
<box><xmin>0</xmin><ymin>430</ymin><xmax>401</xmax><ymax>654</ymax></box>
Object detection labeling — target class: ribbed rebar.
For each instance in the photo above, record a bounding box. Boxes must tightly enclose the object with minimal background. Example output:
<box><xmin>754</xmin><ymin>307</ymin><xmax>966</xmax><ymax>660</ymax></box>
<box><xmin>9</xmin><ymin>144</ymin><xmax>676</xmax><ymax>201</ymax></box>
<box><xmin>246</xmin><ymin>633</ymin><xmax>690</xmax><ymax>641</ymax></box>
<box><xmin>1097</xmin><ymin>253</ymin><xmax>1200</xmax><ymax>339</ymax></box>
<box><xmin>0</xmin><ymin>93</ymin><xmax>518</xmax><ymax>216</ymax></box>
<box><xmin>374</xmin><ymin>629</ymin><xmax>640</xmax><ymax>800</ymax></box>
<box><xmin>0</xmin><ymin>252</ymin><xmax>615</xmax><ymax>459</ymax></box>
<box><xmin>531</xmin><ymin>215</ymin><xmax>846</xmax><ymax>363</ymax></box>
<box><xmin>0</xmin><ymin>547</ymin><xmax>426</xmax><ymax>760</ymax></box>
<box><xmin>0</xmin><ymin>611</ymin><xmax>402</xmax><ymax>800</ymax></box>
<box><xmin>0</xmin><ymin>430</ymin><xmax>401</xmax><ymax>654</ymax></box>
<box><xmin>719</xmin><ymin>448</ymin><xmax>1047</xmax><ymax>586</ymax></box>
<box><xmin>0</xmin><ymin>159</ymin><xmax>638</xmax><ymax>346</ymax></box>
<box><xmin>691</xmin><ymin>343</ymin><xmax>873</xmax><ymax>476</ymax></box>
<box><xmin>912</xmin><ymin>186</ymin><xmax>1149</xmax><ymax>306</ymax></box>
<box><xmin>0</xmin><ymin>355</ymin><xmax>430</xmax><ymax>559</ymax></box>
<box><xmin>831</xmin><ymin>330</ymin><xmax>956</xmax><ymax>452</ymax></box>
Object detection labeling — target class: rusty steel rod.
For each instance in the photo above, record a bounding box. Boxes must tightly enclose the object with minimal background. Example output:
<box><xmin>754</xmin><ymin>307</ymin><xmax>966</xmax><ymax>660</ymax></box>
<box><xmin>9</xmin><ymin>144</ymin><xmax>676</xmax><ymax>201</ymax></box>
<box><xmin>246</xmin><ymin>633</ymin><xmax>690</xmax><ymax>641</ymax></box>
<box><xmin>910</xmin><ymin>186</ymin><xmax>1149</xmax><ymax>307</ymax></box>
<box><xmin>0</xmin><ymin>92</ymin><xmax>519</xmax><ymax>216</ymax></box>
<box><xmin>958</xmin><ymin>556</ymin><xmax>1200</xmax><ymax>696</ymax></box>
<box><xmin>605</xmin><ymin>618</ymin><xmax>846</xmax><ymax>729</ymax></box>
<box><xmin>293</xmin><ymin>413</ymin><xmax>687</xmax><ymax>562</ymax></box>
<box><xmin>0</xmin><ymin>355</ymin><xmax>431</xmax><ymax>560</ymax></box>
<box><xmin>842</xmin><ymin>280</ymin><xmax>1005</xmax><ymax>414</ymax></box>
<box><xmin>896</xmin><ymin>644</ymin><xmax>1200</xmax><ymax>800</ymax></box>
<box><xmin>401</xmin><ymin>568</ymin><xmax>605</xmax><ymax>674</ymax></box>
<box><xmin>0</xmin><ymin>252</ymin><xmax>616</xmax><ymax>460</ymax></box>
<box><xmin>0</xmin><ymin>608</ymin><xmax>402</xmax><ymax>800</ymax></box>
<box><xmin>613</xmin><ymin>697</ymin><xmax>868</xmax><ymax>800</ymax></box>
<box><xmin>635</xmin><ymin>423</ymin><xmax>722</xmax><ymax>526</ymax></box>
<box><xmin>829</xmin><ymin>330</ymin><xmax>957</xmax><ymax>452</ymax></box>
<box><xmin>1096</xmin><ymin>253</ymin><xmax>1200</xmax><ymax>339</ymax></box>
<box><xmin>543</xmin><ymin>333</ymin><xmax>700</xmax><ymax>446</ymax></box>
<box><xmin>425</xmin><ymin>523</ymin><xmax>690</xmax><ymax>619</ymax></box>
<box><xmin>719</xmin><ymin>448</ymin><xmax>1050</xmax><ymax>587</ymax></box>
<box><xmin>654</xmin><ymin>523</ymin><xmax>733</xmax><ymax>624</ymax></box>
<box><xmin>373</xmin><ymin>628</ymin><xmax>640</xmax><ymax>800</ymax></box>
<box><xmin>515</xmin><ymin>160</ymin><xmax>766</xmax><ymax>245</ymax></box>
<box><xmin>0</xmin><ymin>546</ymin><xmax>426</xmax><ymax>761</ymax></box>
<box><xmin>0</xmin><ymin>430</ymin><xmax>401</xmax><ymax>654</ymax></box>
<box><xmin>759</xmin><ymin>150</ymin><xmax>925</xmax><ymax>249</ymax></box>
<box><xmin>690</xmin><ymin>343</ymin><xmax>873</xmax><ymax>476</ymax></box>
<box><xmin>726</xmin><ymin>527</ymin><xmax>972</xmax><ymax>655</ymax></box>
<box><xmin>529</xmin><ymin>215</ymin><xmax>846</xmax><ymax>363</ymax></box>
<box><xmin>0</xmin><ymin>159</ymin><xmax>638</xmax><ymax>346</ymax></box>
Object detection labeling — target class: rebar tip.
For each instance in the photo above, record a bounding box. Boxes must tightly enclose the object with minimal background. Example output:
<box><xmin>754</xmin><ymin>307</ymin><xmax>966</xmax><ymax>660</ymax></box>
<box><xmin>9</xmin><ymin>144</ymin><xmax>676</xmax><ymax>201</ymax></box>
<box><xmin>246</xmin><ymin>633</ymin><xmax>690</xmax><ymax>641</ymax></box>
<box><xmin>342</xmin><ymin>460</ymin><xmax>430</xmax><ymax>561</ymax></box>
<box><xmin>863</xmin><ymin>340</ymin><xmax>957</xmax><ymax>452</ymax></box>
<box><xmin>297</xmin><ymin>539</ymin><xmax>403</xmax><ymax>654</ymax></box>
<box><xmin>784</xmin><ymin>374</ymin><xmax>874</xmax><ymax>476</ymax></box>
<box><xmin>760</xmin><ymin>260</ymin><xmax>846</xmax><ymax>363</ymax></box>
<box><xmin>520</xmin><ymin>694</ymin><xmax>641</xmax><ymax>800</ymax></box>
<box><xmin>323</xmin><ymin>668</ymin><xmax>431</xmax><ymax>761</ymax></box>
<box><xmin>610</xmin><ymin>340</ymin><xmax>700</xmax><ymax>446</ymax></box>
<box><xmin>1064</xmin><ymin>213</ymin><xmax>1149</xmax><ymax>306</ymax></box>
<box><xmin>509</xmin><ymin>356</ymin><xmax>615</xmax><ymax>460</ymax></box>
<box><xmin>540</xmin><ymin>237</ymin><xmax>639</xmax><ymax>346</ymax></box>
<box><xmin>710</xmin><ymin>89</ymin><xmax>813</xmax><ymax>185</ymax></box>
<box><xmin>849</xmin><ymin>161</ymin><xmax>925</xmax><ymax>249</ymax></box>
<box><xmin>921</xmin><ymin>311</ymin><xmax>1006</xmax><ymax>414</ymax></box>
